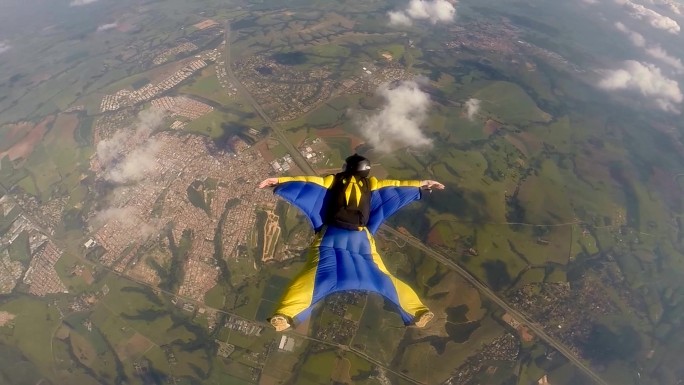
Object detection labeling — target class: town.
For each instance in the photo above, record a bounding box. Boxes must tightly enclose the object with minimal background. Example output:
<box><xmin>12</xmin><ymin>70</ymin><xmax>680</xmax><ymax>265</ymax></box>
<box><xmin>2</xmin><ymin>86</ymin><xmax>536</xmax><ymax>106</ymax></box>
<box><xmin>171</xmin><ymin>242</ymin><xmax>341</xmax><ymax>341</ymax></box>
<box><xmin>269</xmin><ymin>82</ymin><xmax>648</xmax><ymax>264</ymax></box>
<box><xmin>89</xmin><ymin>127</ymin><xmax>276</xmax><ymax>303</ymax></box>
<box><xmin>233</xmin><ymin>54</ymin><xmax>413</xmax><ymax>121</ymax></box>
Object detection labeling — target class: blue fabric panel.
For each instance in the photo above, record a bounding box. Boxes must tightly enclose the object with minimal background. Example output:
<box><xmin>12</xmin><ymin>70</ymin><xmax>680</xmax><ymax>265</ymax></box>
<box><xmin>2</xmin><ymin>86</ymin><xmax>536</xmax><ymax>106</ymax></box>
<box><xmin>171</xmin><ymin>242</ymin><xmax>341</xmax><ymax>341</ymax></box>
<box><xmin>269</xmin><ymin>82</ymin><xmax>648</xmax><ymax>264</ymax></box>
<box><xmin>305</xmin><ymin>226</ymin><xmax>413</xmax><ymax>324</ymax></box>
<box><xmin>274</xmin><ymin>181</ymin><xmax>329</xmax><ymax>232</ymax></box>
<box><xmin>293</xmin><ymin>307</ymin><xmax>314</xmax><ymax>324</ymax></box>
<box><xmin>366</xmin><ymin>187</ymin><xmax>422</xmax><ymax>235</ymax></box>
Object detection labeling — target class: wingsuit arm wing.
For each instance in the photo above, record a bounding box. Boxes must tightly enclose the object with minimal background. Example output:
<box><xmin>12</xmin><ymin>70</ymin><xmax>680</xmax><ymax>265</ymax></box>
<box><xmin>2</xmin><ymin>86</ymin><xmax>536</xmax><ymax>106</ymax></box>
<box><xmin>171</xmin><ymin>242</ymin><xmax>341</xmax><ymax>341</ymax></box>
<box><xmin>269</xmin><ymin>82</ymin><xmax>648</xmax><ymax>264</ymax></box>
<box><xmin>273</xmin><ymin>175</ymin><xmax>336</xmax><ymax>232</ymax></box>
<box><xmin>366</xmin><ymin>177</ymin><xmax>422</xmax><ymax>235</ymax></box>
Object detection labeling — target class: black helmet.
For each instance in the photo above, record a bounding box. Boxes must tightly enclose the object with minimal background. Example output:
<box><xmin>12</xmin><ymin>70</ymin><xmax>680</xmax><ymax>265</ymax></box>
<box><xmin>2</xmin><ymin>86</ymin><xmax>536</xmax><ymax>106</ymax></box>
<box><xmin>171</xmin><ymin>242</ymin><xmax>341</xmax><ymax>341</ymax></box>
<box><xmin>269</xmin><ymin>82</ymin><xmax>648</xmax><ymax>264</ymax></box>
<box><xmin>342</xmin><ymin>154</ymin><xmax>371</xmax><ymax>177</ymax></box>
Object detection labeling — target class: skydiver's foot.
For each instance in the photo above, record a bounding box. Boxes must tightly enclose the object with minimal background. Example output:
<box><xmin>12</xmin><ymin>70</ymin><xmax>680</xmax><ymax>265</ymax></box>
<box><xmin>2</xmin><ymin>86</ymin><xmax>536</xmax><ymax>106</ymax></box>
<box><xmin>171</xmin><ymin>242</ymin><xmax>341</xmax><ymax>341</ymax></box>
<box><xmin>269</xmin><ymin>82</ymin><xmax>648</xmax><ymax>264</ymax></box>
<box><xmin>270</xmin><ymin>315</ymin><xmax>292</xmax><ymax>332</ymax></box>
<box><xmin>413</xmin><ymin>310</ymin><xmax>434</xmax><ymax>328</ymax></box>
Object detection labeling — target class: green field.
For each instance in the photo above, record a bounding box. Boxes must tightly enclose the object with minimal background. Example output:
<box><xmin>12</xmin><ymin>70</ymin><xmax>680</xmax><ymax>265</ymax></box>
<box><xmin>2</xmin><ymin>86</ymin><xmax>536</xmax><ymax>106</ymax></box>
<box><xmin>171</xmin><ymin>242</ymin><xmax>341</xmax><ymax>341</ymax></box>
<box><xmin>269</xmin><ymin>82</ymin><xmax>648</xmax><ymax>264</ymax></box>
<box><xmin>0</xmin><ymin>297</ymin><xmax>62</xmax><ymax>376</ymax></box>
<box><xmin>474</xmin><ymin>81</ymin><xmax>552</xmax><ymax>125</ymax></box>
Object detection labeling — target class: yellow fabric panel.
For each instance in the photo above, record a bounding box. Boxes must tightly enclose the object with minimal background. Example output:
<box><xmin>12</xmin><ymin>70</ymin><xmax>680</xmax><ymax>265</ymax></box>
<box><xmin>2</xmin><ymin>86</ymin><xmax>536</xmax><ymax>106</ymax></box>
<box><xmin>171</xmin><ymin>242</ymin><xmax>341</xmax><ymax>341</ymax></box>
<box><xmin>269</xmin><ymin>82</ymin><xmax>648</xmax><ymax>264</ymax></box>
<box><xmin>364</xmin><ymin>229</ymin><xmax>428</xmax><ymax>317</ymax></box>
<box><xmin>273</xmin><ymin>230</ymin><xmax>326</xmax><ymax>318</ymax></box>
<box><xmin>342</xmin><ymin>175</ymin><xmax>363</xmax><ymax>206</ymax></box>
<box><xmin>369</xmin><ymin>177</ymin><xmax>422</xmax><ymax>191</ymax></box>
<box><xmin>277</xmin><ymin>175</ymin><xmax>335</xmax><ymax>188</ymax></box>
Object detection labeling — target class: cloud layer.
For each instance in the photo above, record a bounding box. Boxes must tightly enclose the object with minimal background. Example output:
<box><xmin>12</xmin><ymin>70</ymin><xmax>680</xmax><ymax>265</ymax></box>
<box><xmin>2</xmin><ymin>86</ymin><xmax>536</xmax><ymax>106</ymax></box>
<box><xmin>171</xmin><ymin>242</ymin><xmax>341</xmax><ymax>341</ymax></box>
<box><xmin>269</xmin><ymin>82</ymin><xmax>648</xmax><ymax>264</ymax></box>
<box><xmin>357</xmin><ymin>80</ymin><xmax>433</xmax><ymax>152</ymax></box>
<box><xmin>615</xmin><ymin>0</ymin><xmax>680</xmax><ymax>34</ymax></box>
<box><xmin>0</xmin><ymin>41</ymin><xmax>11</xmax><ymax>54</ymax></box>
<box><xmin>70</xmin><ymin>0</ymin><xmax>100</xmax><ymax>6</ymax></box>
<box><xmin>599</xmin><ymin>60</ymin><xmax>683</xmax><ymax>112</ymax></box>
<box><xmin>96</xmin><ymin>109</ymin><xmax>165</xmax><ymax>183</ymax></box>
<box><xmin>615</xmin><ymin>22</ymin><xmax>684</xmax><ymax>71</ymax></box>
<box><xmin>97</xmin><ymin>23</ymin><xmax>118</xmax><ymax>32</ymax></box>
<box><xmin>389</xmin><ymin>0</ymin><xmax>456</xmax><ymax>26</ymax></box>
<box><xmin>464</xmin><ymin>98</ymin><xmax>481</xmax><ymax>120</ymax></box>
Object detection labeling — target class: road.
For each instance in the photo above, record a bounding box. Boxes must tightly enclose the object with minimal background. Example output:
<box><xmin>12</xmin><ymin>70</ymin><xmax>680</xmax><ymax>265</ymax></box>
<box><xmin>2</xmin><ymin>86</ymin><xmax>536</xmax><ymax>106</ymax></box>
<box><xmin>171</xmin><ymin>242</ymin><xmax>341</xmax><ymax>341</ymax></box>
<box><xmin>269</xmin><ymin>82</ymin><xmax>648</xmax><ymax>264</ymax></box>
<box><xmin>71</xmin><ymin>252</ymin><xmax>420</xmax><ymax>384</ymax></box>
<box><xmin>379</xmin><ymin>227</ymin><xmax>610</xmax><ymax>385</ymax></box>
<box><xmin>222</xmin><ymin>22</ymin><xmax>311</xmax><ymax>173</ymax></box>
<box><xmin>222</xmin><ymin>21</ymin><xmax>611</xmax><ymax>385</ymax></box>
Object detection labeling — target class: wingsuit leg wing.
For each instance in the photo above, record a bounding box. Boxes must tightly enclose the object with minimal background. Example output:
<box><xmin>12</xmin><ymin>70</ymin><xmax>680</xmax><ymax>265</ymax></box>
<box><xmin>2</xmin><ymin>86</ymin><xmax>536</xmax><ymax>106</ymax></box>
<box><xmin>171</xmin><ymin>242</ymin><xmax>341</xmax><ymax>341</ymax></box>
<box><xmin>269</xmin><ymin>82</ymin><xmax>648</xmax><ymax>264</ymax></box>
<box><xmin>273</xmin><ymin>227</ymin><xmax>429</xmax><ymax>325</ymax></box>
<box><xmin>271</xmin><ymin>232</ymin><xmax>324</xmax><ymax>323</ymax></box>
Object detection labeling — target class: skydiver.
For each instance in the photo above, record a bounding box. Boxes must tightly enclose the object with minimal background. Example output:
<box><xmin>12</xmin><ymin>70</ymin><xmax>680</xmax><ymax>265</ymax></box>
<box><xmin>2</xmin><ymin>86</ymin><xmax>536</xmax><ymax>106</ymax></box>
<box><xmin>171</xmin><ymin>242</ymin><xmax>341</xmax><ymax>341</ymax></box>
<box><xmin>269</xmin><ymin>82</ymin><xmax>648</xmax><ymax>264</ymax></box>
<box><xmin>259</xmin><ymin>154</ymin><xmax>445</xmax><ymax>332</ymax></box>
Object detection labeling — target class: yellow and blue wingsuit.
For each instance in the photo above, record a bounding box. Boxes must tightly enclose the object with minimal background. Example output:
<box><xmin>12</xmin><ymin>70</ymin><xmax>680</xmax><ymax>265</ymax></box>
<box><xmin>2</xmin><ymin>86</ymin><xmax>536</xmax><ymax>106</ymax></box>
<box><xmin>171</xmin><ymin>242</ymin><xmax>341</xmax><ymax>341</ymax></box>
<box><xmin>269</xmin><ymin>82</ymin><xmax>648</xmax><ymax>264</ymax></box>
<box><xmin>272</xmin><ymin>175</ymin><xmax>429</xmax><ymax>325</ymax></box>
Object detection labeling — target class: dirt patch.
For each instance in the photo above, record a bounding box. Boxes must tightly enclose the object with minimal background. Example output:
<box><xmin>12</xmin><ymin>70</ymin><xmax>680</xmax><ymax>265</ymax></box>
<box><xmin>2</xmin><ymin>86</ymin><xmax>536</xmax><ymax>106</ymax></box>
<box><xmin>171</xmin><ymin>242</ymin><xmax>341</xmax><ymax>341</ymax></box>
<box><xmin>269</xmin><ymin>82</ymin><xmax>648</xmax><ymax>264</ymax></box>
<box><xmin>50</xmin><ymin>113</ymin><xmax>79</xmax><ymax>147</ymax></box>
<box><xmin>146</xmin><ymin>57</ymin><xmax>204</xmax><ymax>85</ymax></box>
<box><xmin>297</xmin><ymin>13</ymin><xmax>354</xmax><ymax>34</ymax></box>
<box><xmin>0</xmin><ymin>311</ymin><xmax>16</xmax><ymax>327</ymax></box>
<box><xmin>0</xmin><ymin>122</ymin><xmax>33</xmax><ymax>151</ymax></box>
<box><xmin>483</xmin><ymin>119</ymin><xmax>503</xmax><ymax>136</ymax></box>
<box><xmin>316</xmin><ymin>127</ymin><xmax>365</xmax><ymax>150</ymax></box>
<box><xmin>330</xmin><ymin>357</ymin><xmax>352</xmax><ymax>384</ymax></box>
<box><xmin>428</xmin><ymin>271</ymin><xmax>485</xmax><ymax>322</ymax></box>
<box><xmin>80</xmin><ymin>268</ymin><xmax>95</xmax><ymax>285</ymax></box>
<box><xmin>116</xmin><ymin>22</ymin><xmax>137</xmax><ymax>33</ymax></box>
<box><xmin>193</xmin><ymin>19</ymin><xmax>219</xmax><ymax>30</ymax></box>
<box><xmin>55</xmin><ymin>324</ymin><xmax>71</xmax><ymax>340</ymax></box>
<box><xmin>255</xmin><ymin>140</ymin><xmax>276</xmax><ymax>162</ymax></box>
<box><xmin>115</xmin><ymin>332</ymin><xmax>153</xmax><ymax>361</ymax></box>
<box><xmin>519</xmin><ymin>325</ymin><xmax>534</xmax><ymax>342</ymax></box>
<box><xmin>511</xmin><ymin>131</ymin><xmax>543</xmax><ymax>154</ymax></box>
<box><xmin>427</xmin><ymin>226</ymin><xmax>445</xmax><ymax>246</ymax></box>
<box><xmin>0</xmin><ymin>116</ymin><xmax>54</xmax><ymax>160</ymax></box>
<box><xmin>504</xmin><ymin>134</ymin><xmax>529</xmax><ymax>158</ymax></box>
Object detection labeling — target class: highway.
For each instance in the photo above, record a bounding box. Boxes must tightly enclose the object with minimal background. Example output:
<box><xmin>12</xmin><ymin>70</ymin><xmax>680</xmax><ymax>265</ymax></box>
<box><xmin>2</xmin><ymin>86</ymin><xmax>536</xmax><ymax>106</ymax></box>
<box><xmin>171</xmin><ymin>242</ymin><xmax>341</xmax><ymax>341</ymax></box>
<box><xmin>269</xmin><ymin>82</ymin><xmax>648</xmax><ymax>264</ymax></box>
<box><xmin>222</xmin><ymin>23</ymin><xmax>311</xmax><ymax>173</ymax></box>
<box><xmin>379</xmin><ymin>227</ymin><xmax>610</xmax><ymax>385</ymax></box>
<box><xmin>221</xmin><ymin>21</ymin><xmax>611</xmax><ymax>385</ymax></box>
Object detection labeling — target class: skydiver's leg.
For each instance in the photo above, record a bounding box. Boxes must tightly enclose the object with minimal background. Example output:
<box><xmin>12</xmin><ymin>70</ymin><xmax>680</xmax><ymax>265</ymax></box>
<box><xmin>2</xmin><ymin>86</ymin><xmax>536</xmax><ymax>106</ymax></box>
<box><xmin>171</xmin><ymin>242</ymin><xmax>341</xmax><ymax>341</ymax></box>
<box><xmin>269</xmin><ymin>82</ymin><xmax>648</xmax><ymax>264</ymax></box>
<box><xmin>364</xmin><ymin>231</ymin><xmax>432</xmax><ymax>326</ymax></box>
<box><xmin>271</xmin><ymin>231</ymin><xmax>327</xmax><ymax>329</ymax></box>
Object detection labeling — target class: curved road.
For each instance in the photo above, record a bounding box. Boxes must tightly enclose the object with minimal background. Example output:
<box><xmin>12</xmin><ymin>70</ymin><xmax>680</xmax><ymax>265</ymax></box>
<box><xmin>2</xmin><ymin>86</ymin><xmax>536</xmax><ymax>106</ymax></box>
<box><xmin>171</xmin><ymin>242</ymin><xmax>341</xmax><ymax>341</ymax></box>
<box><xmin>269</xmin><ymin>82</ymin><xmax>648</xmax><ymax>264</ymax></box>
<box><xmin>222</xmin><ymin>21</ymin><xmax>611</xmax><ymax>385</ymax></box>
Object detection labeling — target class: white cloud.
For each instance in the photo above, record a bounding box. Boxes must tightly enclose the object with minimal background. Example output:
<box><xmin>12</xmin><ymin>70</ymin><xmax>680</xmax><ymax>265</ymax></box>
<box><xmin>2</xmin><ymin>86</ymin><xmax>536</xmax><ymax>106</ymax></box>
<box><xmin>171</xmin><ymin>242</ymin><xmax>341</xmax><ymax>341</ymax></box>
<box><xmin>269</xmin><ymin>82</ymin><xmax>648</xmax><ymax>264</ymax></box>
<box><xmin>70</xmin><ymin>0</ymin><xmax>100</xmax><ymax>6</ymax></box>
<box><xmin>0</xmin><ymin>41</ymin><xmax>11</xmax><ymax>54</ymax></box>
<box><xmin>92</xmin><ymin>206</ymin><xmax>134</xmax><ymax>227</ymax></box>
<box><xmin>615</xmin><ymin>22</ymin><xmax>646</xmax><ymax>46</ymax></box>
<box><xmin>599</xmin><ymin>60</ymin><xmax>683</xmax><ymax>112</ymax></box>
<box><xmin>615</xmin><ymin>0</ymin><xmax>680</xmax><ymax>34</ymax></box>
<box><xmin>106</xmin><ymin>140</ymin><xmax>161</xmax><ymax>183</ymax></box>
<box><xmin>96</xmin><ymin>108</ymin><xmax>165</xmax><ymax>183</ymax></box>
<box><xmin>464</xmin><ymin>98</ymin><xmax>481</xmax><ymax>120</ymax></box>
<box><xmin>614</xmin><ymin>22</ymin><xmax>684</xmax><ymax>71</ymax></box>
<box><xmin>97</xmin><ymin>23</ymin><xmax>118</xmax><ymax>32</ymax></box>
<box><xmin>389</xmin><ymin>0</ymin><xmax>456</xmax><ymax>26</ymax></box>
<box><xmin>644</xmin><ymin>0</ymin><xmax>683</xmax><ymax>15</ymax></box>
<box><xmin>645</xmin><ymin>45</ymin><xmax>684</xmax><ymax>71</ymax></box>
<box><xmin>356</xmin><ymin>80</ymin><xmax>433</xmax><ymax>152</ymax></box>
<box><xmin>388</xmin><ymin>11</ymin><xmax>414</xmax><ymax>26</ymax></box>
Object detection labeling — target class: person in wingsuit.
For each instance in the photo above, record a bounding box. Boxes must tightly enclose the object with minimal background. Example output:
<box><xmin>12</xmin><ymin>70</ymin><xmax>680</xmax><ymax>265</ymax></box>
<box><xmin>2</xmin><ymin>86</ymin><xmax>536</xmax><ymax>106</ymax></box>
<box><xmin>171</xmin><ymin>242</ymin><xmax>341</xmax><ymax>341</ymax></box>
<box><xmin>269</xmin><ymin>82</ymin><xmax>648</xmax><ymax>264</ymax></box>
<box><xmin>258</xmin><ymin>154</ymin><xmax>445</xmax><ymax>331</ymax></box>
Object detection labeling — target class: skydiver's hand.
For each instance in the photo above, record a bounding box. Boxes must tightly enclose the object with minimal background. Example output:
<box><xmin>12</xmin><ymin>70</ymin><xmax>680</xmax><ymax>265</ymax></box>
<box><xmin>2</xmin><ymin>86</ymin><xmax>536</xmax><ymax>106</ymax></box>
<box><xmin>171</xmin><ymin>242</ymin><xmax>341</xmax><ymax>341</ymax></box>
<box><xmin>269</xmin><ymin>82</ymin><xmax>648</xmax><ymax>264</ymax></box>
<box><xmin>420</xmin><ymin>180</ymin><xmax>445</xmax><ymax>190</ymax></box>
<box><xmin>259</xmin><ymin>178</ymin><xmax>279</xmax><ymax>189</ymax></box>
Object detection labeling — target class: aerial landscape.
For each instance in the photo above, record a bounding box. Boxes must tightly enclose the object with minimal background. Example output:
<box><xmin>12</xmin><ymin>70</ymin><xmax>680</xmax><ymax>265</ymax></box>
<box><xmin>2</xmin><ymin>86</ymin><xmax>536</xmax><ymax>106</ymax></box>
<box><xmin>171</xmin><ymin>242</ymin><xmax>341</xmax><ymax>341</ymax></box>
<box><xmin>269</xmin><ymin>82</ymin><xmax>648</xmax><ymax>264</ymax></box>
<box><xmin>1</xmin><ymin>0</ymin><xmax>684</xmax><ymax>384</ymax></box>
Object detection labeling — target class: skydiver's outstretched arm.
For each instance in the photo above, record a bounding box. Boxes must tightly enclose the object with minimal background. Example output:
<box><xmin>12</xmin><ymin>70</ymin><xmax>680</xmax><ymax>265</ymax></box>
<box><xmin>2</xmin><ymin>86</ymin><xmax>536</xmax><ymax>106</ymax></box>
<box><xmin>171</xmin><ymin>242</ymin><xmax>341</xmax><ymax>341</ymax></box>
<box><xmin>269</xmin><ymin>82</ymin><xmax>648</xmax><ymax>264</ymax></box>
<box><xmin>419</xmin><ymin>180</ymin><xmax>445</xmax><ymax>190</ymax></box>
<box><xmin>258</xmin><ymin>176</ymin><xmax>336</xmax><ymax>189</ymax></box>
<box><xmin>258</xmin><ymin>177</ymin><xmax>279</xmax><ymax>188</ymax></box>
<box><xmin>258</xmin><ymin>175</ymin><xmax>337</xmax><ymax>231</ymax></box>
<box><xmin>368</xmin><ymin>178</ymin><xmax>445</xmax><ymax>191</ymax></box>
<box><xmin>259</xmin><ymin>177</ymin><xmax>444</xmax><ymax>190</ymax></box>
